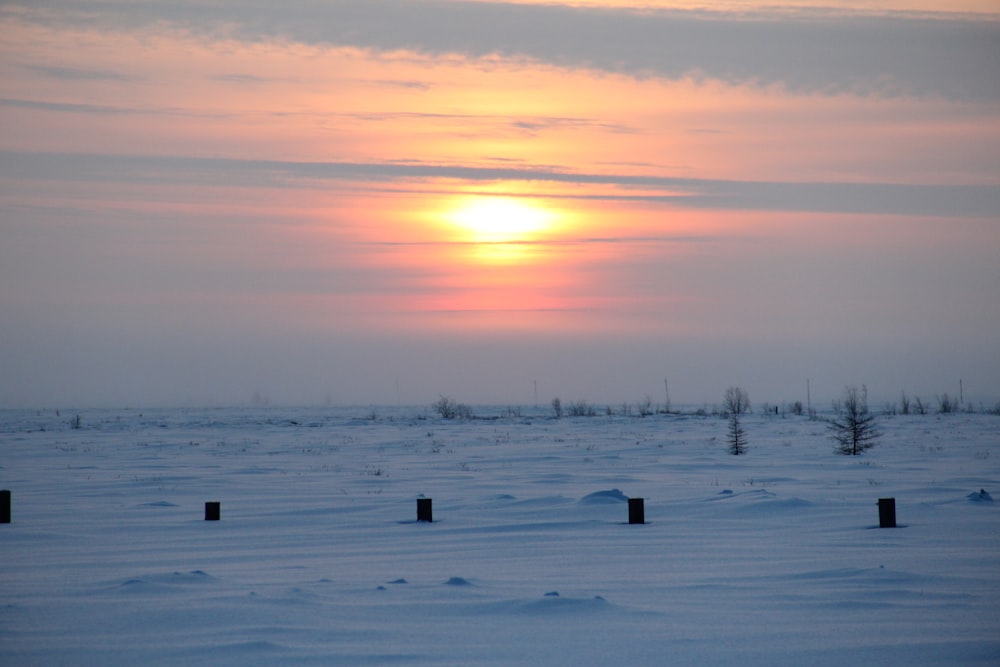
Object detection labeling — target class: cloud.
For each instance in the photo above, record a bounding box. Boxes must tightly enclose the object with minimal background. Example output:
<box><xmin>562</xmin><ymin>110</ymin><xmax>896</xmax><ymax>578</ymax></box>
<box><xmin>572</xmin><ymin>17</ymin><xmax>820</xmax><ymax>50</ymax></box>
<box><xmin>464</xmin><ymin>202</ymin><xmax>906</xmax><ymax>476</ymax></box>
<box><xmin>209</xmin><ymin>73</ymin><xmax>280</xmax><ymax>84</ymax></box>
<box><xmin>7</xmin><ymin>1</ymin><xmax>999</xmax><ymax>100</ymax></box>
<box><xmin>0</xmin><ymin>91</ymin><xmax>631</xmax><ymax>139</ymax></box>
<box><xmin>3</xmin><ymin>150</ymin><xmax>997</xmax><ymax>218</ymax></box>
<box><xmin>358</xmin><ymin>234</ymin><xmax>716</xmax><ymax>250</ymax></box>
<box><xmin>0</xmin><ymin>97</ymin><xmax>159</xmax><ymax>116</ymax></box>
<box><xmin>21</xmin><ymin>64</ymin><xmax>136</xmax><ymax>81</ymax></box>
<box><xmin>0</xmin><ymin>97</ymin><xmax>228</xmax><ymax>118</ymax></box>
<box><xmin>370</xmin><ymin>79</ymin><xmax>433</xmax><ymax>91</ymax></box>
<box><xmin>344</xmin><ymin>110</ymin><xmax>635</xmax><ymax>138</ymax></box>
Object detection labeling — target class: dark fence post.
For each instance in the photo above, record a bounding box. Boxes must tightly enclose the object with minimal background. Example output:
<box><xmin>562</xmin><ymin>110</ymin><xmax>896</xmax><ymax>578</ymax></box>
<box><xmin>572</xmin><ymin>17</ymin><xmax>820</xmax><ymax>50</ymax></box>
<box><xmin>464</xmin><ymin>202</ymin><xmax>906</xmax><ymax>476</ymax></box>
<box><xmin>628</xmin><ymin>497</ymin><xmax>645</xmax><ymax>525</ymax></box>
<box><xmin>417</xmin><ymin>498</ymin><xmax>433</xmax><ymax>523</ymax></box>
<box><xmin>205</xmin><ymin>501</ymin><xmax>221</xmax><ymax>521</ymax></box>
<box><xmin>1</xmin><ymin>490</ymin><xmax>10</xmax><ymax>524</ymax></box>
<box><xmin>878</xmin><ymin>497</ymin><xmax>896</xmax><ymax>528</ymax></box>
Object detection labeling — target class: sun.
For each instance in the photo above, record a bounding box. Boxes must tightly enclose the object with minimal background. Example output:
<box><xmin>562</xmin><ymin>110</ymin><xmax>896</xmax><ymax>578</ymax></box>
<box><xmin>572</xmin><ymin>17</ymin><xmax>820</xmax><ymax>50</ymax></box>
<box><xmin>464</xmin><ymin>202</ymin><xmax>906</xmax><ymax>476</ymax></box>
<box><xmin>444</xmin><ymin>196</ymin><xmax>557</xmax><ymax>243</ymax></box>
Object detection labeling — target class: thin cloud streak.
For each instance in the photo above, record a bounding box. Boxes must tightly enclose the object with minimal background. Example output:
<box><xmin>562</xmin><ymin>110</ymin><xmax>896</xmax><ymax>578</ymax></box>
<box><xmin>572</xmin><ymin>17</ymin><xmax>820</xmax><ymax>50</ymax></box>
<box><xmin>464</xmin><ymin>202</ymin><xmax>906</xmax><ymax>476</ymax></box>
<box><xmin>358</xmin><ymin>235</ymin><xmax>716</xmax><ymax>248</ymax></box>
<box><xmin>1</xmin><ymin>95</ymin><xmax>632</xmax><ymax>136</ymax></box>
<box><xmin>20</xmin><ymin>64</ymin><xmax>136</xmax><ymax>81</ymax></box>
<box><xmin>3</xmin><ymin>151</ymin><xmax>996</xmax><ymax>218</ymax></box>
<box><xmin>0</xmin><ymin>97</ymin><xmax>219</xmax><ymax>117</ymax></box>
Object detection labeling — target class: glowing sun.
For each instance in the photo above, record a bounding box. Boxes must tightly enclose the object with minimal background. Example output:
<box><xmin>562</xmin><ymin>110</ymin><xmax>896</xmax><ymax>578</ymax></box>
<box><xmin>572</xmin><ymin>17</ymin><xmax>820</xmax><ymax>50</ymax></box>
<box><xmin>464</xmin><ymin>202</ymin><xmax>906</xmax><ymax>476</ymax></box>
<box><xmin>444</xmin><ymin>196</ymin><xmax>557</xmax><ymax>243</ymax></box>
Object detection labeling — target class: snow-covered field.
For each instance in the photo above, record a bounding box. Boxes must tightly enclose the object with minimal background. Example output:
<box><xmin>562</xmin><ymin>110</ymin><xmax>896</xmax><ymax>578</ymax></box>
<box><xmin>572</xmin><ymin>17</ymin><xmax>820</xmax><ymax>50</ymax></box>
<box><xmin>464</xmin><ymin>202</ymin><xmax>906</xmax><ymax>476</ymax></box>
<box><xmin>2</xmin><ymin>406</ymin><xmax>998</xmax><ymax>666</ymax></box>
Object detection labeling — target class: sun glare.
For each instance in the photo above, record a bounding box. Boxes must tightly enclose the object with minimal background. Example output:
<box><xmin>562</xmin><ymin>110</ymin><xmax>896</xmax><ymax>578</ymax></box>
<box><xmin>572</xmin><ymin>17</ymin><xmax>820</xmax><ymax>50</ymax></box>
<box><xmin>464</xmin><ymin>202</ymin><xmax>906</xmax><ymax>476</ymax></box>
<box><xmin>444</xmin><ymin>196</ymin><xmax>557</xmax><ymax>243</ymax></box>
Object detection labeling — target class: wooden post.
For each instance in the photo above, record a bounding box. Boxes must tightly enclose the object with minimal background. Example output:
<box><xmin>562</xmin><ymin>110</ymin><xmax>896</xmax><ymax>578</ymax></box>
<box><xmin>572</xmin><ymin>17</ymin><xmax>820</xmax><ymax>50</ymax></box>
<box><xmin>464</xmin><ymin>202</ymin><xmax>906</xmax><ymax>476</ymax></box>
<box><xmin>628</xmin><ymin>497</ymin><xmax>645</xmax><ymax>525</ymax></box>
<box><xmin>1</xmin><ymin>490</ymin><xmax>10</xmax><ymax>523</ymax></box>
<box><xmin>417</xmin><ymin>498</ymin><xmax>433</xmax><ymax>522</ymax></box>
<box><xmin>205</xmin><ymin>501</ymin><xmax>221</xmax><ymax>521</ymax></box>
<box><xmin>878</xmin><ymin>498</ymin><xmax>896</xmax><ymax>528</ymax></box>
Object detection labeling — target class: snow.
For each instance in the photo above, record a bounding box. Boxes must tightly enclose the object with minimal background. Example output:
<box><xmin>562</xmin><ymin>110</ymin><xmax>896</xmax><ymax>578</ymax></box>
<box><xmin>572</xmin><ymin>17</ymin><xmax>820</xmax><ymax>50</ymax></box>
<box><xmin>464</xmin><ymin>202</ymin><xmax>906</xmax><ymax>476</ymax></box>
<box><xmin>2</xmin><ymin>406</ymin><xmax>998</xmax><ymax>665</ymax></box>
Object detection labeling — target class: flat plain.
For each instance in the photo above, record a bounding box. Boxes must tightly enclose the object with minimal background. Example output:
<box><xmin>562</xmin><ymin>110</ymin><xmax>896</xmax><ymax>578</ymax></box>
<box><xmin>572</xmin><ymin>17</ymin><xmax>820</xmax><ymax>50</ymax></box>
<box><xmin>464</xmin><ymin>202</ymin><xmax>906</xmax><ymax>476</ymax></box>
<box><xmin>2</xmin><ymin>406</ymin><xmax>998</xmax><ymax>665</ymax></box>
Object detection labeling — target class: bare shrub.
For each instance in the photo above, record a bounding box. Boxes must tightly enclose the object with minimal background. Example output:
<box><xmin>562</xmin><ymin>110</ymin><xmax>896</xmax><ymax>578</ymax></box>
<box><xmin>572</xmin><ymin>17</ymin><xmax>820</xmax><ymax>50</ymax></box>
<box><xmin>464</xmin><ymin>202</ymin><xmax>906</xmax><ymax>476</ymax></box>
<box><xmin>722</xmin><ymin>387</ymin><xmax>750</xmax><ymax>416</ymax></box>
<box><xmin>937</xmin><ymin>393</ymin><xmax>959</xmax><ymax>414</ymax></box>
<box><xmin>433</xmin><ymin>396</ymin><xmax>472</xmax><ymax>420</ymax></box>
<box><xmin>828</xmin><ymin>385</ymin><xmax>881</xmax><ymax>455</ymax></box>
<box><xmin>567</xmin><ymin>401</ymin><xmax>596</xmax><ymax>417</ymax></box>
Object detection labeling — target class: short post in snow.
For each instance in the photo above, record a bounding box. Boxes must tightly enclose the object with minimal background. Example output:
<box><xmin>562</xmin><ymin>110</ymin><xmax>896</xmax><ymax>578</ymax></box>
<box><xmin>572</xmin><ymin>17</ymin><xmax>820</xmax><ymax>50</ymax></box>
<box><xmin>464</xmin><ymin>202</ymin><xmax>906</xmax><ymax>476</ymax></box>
<box><xmin>205</xmin><ymin>501</ymin><xmax>221</xmax><ymax>521</ymax></box>
<box><xmin>878</xmin><ymin>498</ymin><xmax>896</xmax><ymax>528</ymax></box>
<box><xmin>417</xmin><ymin>498</ymin><xmax>433</xmax><ymax>523</ymax></box>
<box><xmin>1</xmin><ymin>490</ymin><xmax>10</xmax><ymax>523</ymax></box>
<box><xmin>628</xmin><ymin>497</ymin><xmax>645</xmax><ymax>525</ymax></box>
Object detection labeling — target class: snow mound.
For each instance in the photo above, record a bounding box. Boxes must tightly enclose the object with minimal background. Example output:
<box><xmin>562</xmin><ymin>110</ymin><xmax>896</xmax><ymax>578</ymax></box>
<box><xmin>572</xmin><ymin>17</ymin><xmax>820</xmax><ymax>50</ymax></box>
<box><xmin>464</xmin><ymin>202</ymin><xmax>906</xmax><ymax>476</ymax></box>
<box><xmin>578</xmin><ymin>489</ymin><xmax>628</xmax><ymax>504</ymax></box>
<box><xmin>444</xmin><ymin>577</ymin><xmax>473</xmax><ymax>587</ymax></box>
<box><xmin>106</xmin><ymin>570</ymin><xmax>218</xmax><ymax>594</ymax></box>
<box><xmin>519</xmin><ymin>594</ymin><xmax>612</xmax><ymax>614</ymax></box>
<box><xmin>967</xmin><ymin>488</ymin><xmax>993</xmax><ymax>503</ymax></box>
<box><xmin>707</xmin><ymin>488</ymin><xmax>773</xmax><ymax>502</ymax></box>
<box><xmin>709</xmin><ymin>489</ymin><xmax>813</xmax><ymax>513</ymax></box>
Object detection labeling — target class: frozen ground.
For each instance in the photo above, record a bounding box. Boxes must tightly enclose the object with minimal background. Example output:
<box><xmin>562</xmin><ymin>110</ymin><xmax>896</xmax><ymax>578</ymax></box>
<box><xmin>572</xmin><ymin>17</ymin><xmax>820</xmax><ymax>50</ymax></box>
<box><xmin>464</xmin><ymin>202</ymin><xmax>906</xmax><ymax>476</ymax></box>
<box><xmin>1</xmin><ymin>406</ymin><xmax>998</xmax><ymax>666</ymax></box>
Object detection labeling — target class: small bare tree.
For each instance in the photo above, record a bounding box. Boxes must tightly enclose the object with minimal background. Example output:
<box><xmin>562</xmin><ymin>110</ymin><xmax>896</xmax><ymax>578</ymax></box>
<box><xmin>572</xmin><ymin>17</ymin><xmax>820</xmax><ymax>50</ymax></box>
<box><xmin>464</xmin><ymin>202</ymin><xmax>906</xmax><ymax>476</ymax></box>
<box><xmin>727</xmin><ymin>413</ymin><xmax>748</xmax><ymax>455</ymax></box>
<box><xmin>828</xmin><ymin>385</ymin><xmax>881</xmax><ymax>455</ymax></box>
<box><xmin>722</xmin><ymin>386</ymin><xmax>750</xmax><ymax>416</ymax></box>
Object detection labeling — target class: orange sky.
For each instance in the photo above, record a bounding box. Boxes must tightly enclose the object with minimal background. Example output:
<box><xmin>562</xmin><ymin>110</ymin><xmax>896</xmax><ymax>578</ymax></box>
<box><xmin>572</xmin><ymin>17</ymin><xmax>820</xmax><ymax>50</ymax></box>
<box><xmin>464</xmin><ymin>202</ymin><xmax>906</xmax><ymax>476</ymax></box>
<box><xmin>1</xmin><ymin>1</ymin><xmax>998</xmax><ymax>406</ymax></box>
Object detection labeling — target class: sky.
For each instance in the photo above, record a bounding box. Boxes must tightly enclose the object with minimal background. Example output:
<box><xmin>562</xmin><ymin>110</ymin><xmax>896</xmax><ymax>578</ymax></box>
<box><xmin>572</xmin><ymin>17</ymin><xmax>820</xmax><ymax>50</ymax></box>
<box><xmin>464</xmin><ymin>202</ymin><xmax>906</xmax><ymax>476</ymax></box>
<box><xmin>1</xmin><ymin>0</ymin><xmax>998</xmax><ymax>409</ymax></box>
